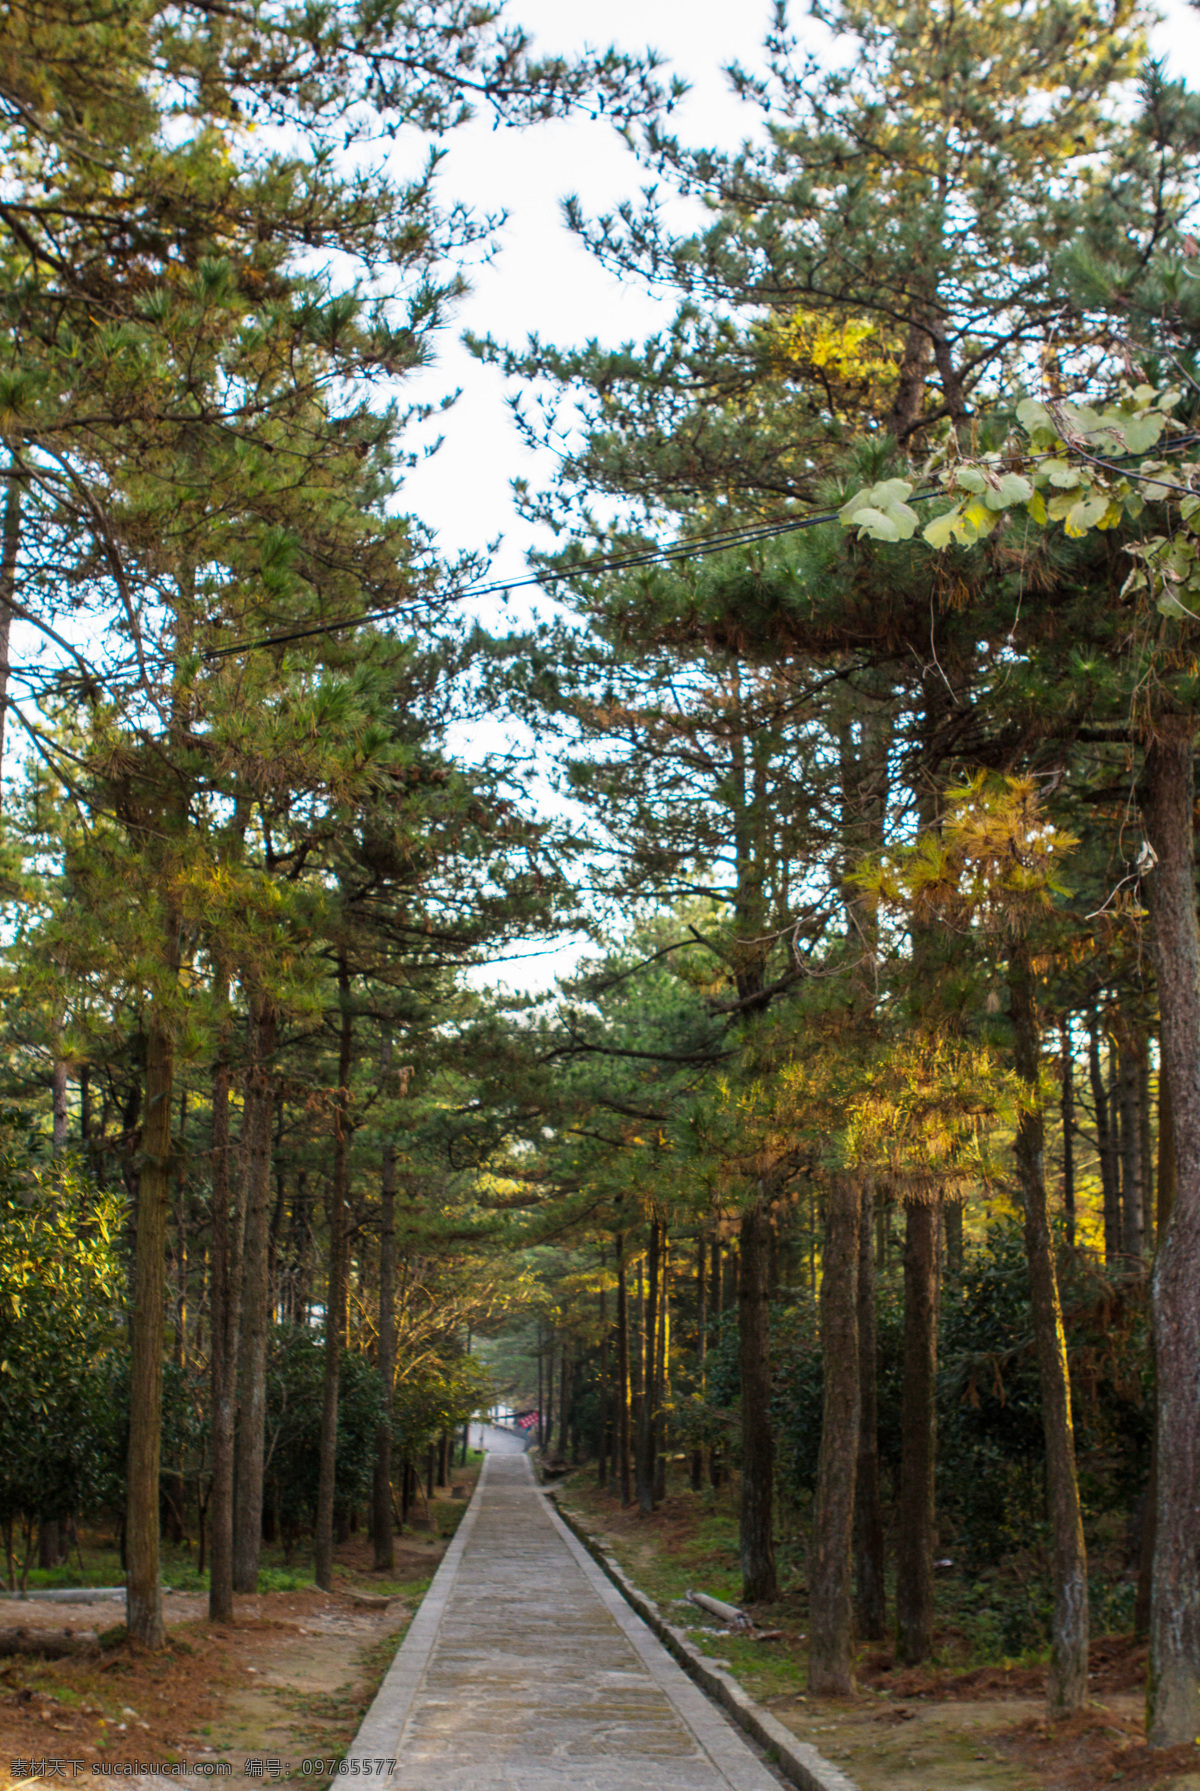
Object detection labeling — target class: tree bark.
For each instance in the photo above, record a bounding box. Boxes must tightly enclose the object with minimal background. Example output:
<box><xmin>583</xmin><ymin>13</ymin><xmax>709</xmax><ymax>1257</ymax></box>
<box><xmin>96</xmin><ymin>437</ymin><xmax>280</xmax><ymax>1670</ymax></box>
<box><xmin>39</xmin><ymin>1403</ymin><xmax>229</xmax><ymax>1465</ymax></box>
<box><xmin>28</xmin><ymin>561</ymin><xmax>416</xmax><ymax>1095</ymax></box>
<box><xmin>636</xmin><ymin>1220</ymin><xmax>659</xmax><ymax>1515</ymax></box>
<box><xmin>208</xmin><ymin>974</ymin><xmax>243</xmax><ymax>1623</ymax></box>
<box><xmin>1010</xmin><ymin>945</ymin><xmax>1089</xmax><ymax>1715</ymax></box>
<box><xmin>558</xmin><ymin>1343</ymin><xmax>571</xmax><ymax>1460</ymax></box>
<box><xmin>809</xmin><ymin>1177</ymin><xmax>860</xmax><ymax>1692</ymax></box>
<box><xmin>52</xmin><ymin>1059</ymin><xmax>68</xmax><ymax>1154</ymax></box>
<box><xmin>315</xmin><ymin>958</ymin><xmax>353</xmax><ymax>1590</ymax></box>
<box><xmin>1061</xmin><ymin>1021</ymin><xmax>1076</xmax><ymax>1247</ymax></box>
<box><xmin>1141</xmin><ymin>732</ymin><xmax>1200</xmax><ymax>1746</ymax></box>
<box><xmin>372</xmin><ymin>1117</ymin><xmax>397</xmax><ymax>1570</ymax></box>
<box><xmin>616</xmin><ymin>1239</ymin><xmax>633</xmax><ymax>1505</ymax></box>
<box><xmin>597</xmin><ymin>1268</ymin><xmax>609</xmax><ymax>1488</ymax></box>
<box><xmin>710</xmin><ymin>1238</ymin><xmax>725</xmax><ymax>1490</ymax></box>
<box><xmin>738</xmin><ymin>1198</ymin><xmax>778</xmax><ymax>1603</ymax></box>
<box><xmin>1089</xmin><ymin>1007</ymin><xmax>1121</xmax><ymax>1264</ymax></box>
<box><xmin>896</xmin><ymin>1196</ymin><xmax>939</xmax><ymax>1664</ymax></box>
<box><xmin>1136</xmin><ymin>1062</ymin><xmax>1178</xmax><ymax>1638</ymax></box>
<box><xmin>1119</xmin><ymin>1030</ymin><xmax>1144</xmax><ymax>1260</ymax></box>
<box><xmin>126</xmin><ymin>1014</ymin><xmax>174</xmax><ymax>1649</ymax></box>
<box><xmin>653</xmin><ymin>1230</ymin><xmax>670</xmax><ymax>1505</ymax></box>
<box><xmin>232</xmin><ymin>1000</ymin><xmax>277</xmax><ymax>1594</ymax></box>
<box><xmin>691</xmin><ymin>1234</ymin><xmax>707</xmax><ymax>1493</ymax></box>
<box><xmin>854</xmin><ymin>1185</ymin><xmax>886</xmax><ymax>1642</ymax></box>
<box><xmin>0</xmin><ymin>460</ymin><xmax>20</xmax><ymax>768</ymax></box>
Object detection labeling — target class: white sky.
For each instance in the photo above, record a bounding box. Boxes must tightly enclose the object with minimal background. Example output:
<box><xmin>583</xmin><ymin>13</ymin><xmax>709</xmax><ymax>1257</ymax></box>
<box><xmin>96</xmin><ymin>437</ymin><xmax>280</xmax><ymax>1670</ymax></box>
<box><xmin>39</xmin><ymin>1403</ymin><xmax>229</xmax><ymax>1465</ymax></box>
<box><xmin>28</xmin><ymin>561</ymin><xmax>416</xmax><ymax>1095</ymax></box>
<box><xmin>398</xmin><ymin>0</ymin><xmax>1200</xmax><ymax>992</ymax></box>
<box><xmin>396</xmin><ymin>0</ymin><xmax>779</xmax><ymax>595</ymax></box>
<box><xmin>399</xmin><ymin>0</ymin><xmax>1200</xmax><ymax>597</ymax></box>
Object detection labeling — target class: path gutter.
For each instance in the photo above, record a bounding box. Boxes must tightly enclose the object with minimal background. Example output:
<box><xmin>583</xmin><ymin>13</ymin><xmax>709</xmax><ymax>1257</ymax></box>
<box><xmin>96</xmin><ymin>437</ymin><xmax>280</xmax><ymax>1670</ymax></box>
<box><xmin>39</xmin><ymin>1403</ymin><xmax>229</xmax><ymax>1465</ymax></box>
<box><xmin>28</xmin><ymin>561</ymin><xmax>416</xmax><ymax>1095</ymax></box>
<box><xmin>548</xmin><ymin>1491</ymin><xmax>862</xmax><ymax>1791</ymax></box>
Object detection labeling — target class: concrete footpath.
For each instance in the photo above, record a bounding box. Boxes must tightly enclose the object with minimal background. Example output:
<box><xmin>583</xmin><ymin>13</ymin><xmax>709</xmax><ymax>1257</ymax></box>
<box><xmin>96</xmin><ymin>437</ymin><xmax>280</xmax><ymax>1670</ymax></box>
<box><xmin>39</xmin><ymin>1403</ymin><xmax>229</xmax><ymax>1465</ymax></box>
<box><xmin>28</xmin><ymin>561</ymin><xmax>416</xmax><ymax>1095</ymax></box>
<box><xmin>346</xmin><ymin>1451</ymin><xmax>784</xmax><ymax>1790</ymax></box>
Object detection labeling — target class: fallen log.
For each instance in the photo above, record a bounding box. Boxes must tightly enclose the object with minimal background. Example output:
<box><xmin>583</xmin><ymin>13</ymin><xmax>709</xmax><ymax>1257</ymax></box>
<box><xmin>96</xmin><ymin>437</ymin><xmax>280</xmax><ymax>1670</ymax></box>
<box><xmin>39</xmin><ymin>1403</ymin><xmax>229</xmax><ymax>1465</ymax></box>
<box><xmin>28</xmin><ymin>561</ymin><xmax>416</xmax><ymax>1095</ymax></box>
<box><xmin>0</xmin><ymin>1627</ymin><xmax>96</xmax><ymax>1658</ymax></box>
<box><xmin>687</xmin><ymin>1590</ymin><xmax>750</xmax><ymax>1628</ymax></box>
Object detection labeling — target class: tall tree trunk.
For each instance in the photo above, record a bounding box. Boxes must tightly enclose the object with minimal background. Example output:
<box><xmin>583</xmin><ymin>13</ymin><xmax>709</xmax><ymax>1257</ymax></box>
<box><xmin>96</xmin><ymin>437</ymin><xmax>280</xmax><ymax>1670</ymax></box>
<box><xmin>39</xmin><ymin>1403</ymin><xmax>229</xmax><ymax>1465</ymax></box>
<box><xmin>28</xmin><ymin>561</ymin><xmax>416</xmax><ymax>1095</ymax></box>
<box><xmin>710</xmin><ymin>1237</ymin><xmax>725</xmax><ymax>1490</ymax></box>
<box><xmin>558</xmin><ymin>1343</ymin><xmax>571</xmax><ymax>1460</ymax></box>
<box><xmin>1136</xmin><ymin>1063</ymin><xmax>1178</xmax><ymax>1638</ymax></box>
<box><xmin>597</xmin><ymin>1266</ymin><xmax>609</xmax><ymax>1488</ymax></box>
<box><xmin>1119</xmin><ymin>1030</ymin><xmax>1144</xmax><ymax>1260</ymax></box>
<box><xmin>315</xmin><ymin>959</ymin><xmax>353</xmax><ymax>1591</ymax></box>
<box><xmin>691</xmin><ymin>1234</ymin><xmax>707</xmax><ymax>1493</ymax></box>
<box><xmin>372</xmin><ymin>1118</ymin><xmax>396</xmax><ymax>1570</ymax></box>
<box><xmin>809</xmin><ymin>1177</ymin><xmax>861</xmax><ymax>1691</ymax></box>
<box><xmin>854</xmin><ymin>1185</ymin><xmax>886</xmax><ymax>1642</ymax></box>
<box><xmin>1060</xmin><ymin>1020</ymin><xmax>1076</xmax><ymax>1247</ymax></box>
<box><xmin>0</xmin><ymin>460</ymin><xmax>20</xmax><ymax>768</ymax></box>
<box><xmin>1010</xmin><ymin>944</ymin><xmax>1089</xmax><ymax>1715</ymax></box>
<box><xmin>536</xmin><ymin>1322</ymin><xmax>544</xmax><ymax>1449</ymax></box>
<box><xmin>636</xmin><ymin>1221</ymin><xmax>659</xmax><ymax>1515</ymax></box>
<box><xmin>1089</xmin><ymin>1007</ymin><xmax>1121</xmax><ymax>1264</ymax></box>
<box><xmin>1141</xmin><ymin>1044</ymin><xmax>1155</xmax><ymax>1246</ymax></box>
<box><xmin>543</xmin><ymin>1331</ymin><xmax>554</xmax><ymax>1453</ymax></box>
<box><xmin>1141</xmin><ymin>732</ymin><xmax>1200</xmax><ymax>1746</ymax></box>
<box><xmin>208</xmin><ymin>980</ymin><xmax>242</xmax><ymax>1623</ymax></box>
<box><xmin>653</xmin><ymin>1231</ymin><xmax>669</xmax><ymax>1505</ymax></box>
<box><xmin>616</xmin><ymin>1239</ymin><xmax>632</xmax><ymax>1505</ymax></box>
<box><xmin>52</xmin><ymin>1058</ymin><xmax>68</xmax><ymax>1154</ymax></box>
<box><xmin>126</xmin><ymin>1013</ymin><xmax>175</xmax><ymax>1649</ymax></box>
<box><xmin>232</xmin><ymin>1000</ymin><xmax>277</xmax><ymax>1594</ymax></box>
<box><xmin>739</xmin><ymin>1198</ymin><xmax>777</xmax><ymax>1603</ymax></box>
<box><xmin>896</xmin><ymin>1196</ymin><xmax>939</xmax><ymax>1665</ymax></box>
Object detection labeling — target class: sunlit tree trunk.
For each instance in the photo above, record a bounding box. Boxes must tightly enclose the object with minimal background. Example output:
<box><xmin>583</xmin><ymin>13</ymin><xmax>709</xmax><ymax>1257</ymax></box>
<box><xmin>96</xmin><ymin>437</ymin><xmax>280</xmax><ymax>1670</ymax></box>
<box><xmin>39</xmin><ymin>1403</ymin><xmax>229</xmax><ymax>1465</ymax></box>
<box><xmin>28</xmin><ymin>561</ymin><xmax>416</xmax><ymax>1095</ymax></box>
<box><xmin>739</xmin><ymin>1197</ymin><xmax>777</xmax><ymax>1603</ymax></box>
<box><xmin>809</xmin><ymin>1176</ymin><xmax>860</xmax><ymax>1691</ymax></box>
<box><xmin>636</xmin><ymin>1220</ymin><xmax>659</xmax><ymax>1514</ymax></box>
<box><xmin>0</xmin><ymin>460</ymin><xmax>20</xmax><ymax>767</ymax></box>
<box><xmin>854</xmin><ymin>1185</ymin><xmax>886</xmax><ymax>1641</ymax></box>
<box><xmin>691</xmin><ymin>1234</ymin><xmax>707</xmax><ymax>1492</ymax></box>
<box><xmin>1010</xmin><ymin>943</ymin><xmax>1089</xmax><ymax>1715</ymax></box>
<box><xmin>126</xmin><ymin>1000</ymin><xmax>175</xmax><ymax>1649</ymax></box>
<box><xmin>372</xmin><ymin>1116</ymin><xmax>397</xmax><ymax>1570</ymax></box>
<box><xmin>208</xmin><ymin>967</ymin><xmax>243</xmax><ymax>1622</ymax></box>
<box><xmin>616</xmin><ymin>1238</ymin><xmax>632</xmax><ymax>1504</ymax></box>
<box><xmin>1089</xmin><ymin>1007</ymin><xmax>1120</xmax><ymax>1263</ymax></box>
<box><xmin>315</xmin><ymin>957</ymin><xmax>353</xmax><ymax>1590</ymax></box>
<box><xmin>1141</xmin><ymin>732</ymin><xmax>1200</xmax><ymax>1746</ymax></box>
<box><xmin>232</xmin><ymin>1000</ymin><xmax>277</xmax><ymax>1593</ymax></box>
<box><xmin>896</xmin><ymin>1196</ymin><xmax>939</xmax><ymax>1664</ymax></box>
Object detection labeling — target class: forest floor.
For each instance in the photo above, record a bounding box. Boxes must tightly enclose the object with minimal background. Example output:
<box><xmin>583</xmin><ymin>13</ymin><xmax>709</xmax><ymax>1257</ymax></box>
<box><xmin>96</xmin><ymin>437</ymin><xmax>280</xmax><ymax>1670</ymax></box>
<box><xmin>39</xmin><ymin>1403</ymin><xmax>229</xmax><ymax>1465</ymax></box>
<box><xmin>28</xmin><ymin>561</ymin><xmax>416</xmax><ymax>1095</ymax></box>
<box><xmin>554</xmin><ymin>1468</ymin><xmax>1200</xmax><ymax>1791</ymax></box>
<box><xmin>0</xmin><ymin>1460</ymin><xmax>481</xmax><ymax>1791</ymax></box>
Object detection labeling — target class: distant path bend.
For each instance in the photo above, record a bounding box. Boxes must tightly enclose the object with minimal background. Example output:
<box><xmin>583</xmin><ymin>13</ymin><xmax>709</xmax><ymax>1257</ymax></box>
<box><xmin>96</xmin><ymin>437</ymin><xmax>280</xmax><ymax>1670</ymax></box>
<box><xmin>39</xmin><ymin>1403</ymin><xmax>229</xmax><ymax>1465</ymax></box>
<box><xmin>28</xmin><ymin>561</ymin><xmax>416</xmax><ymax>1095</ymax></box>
<box><xmin>347</xmin><ymin>1450</ymin><xmax>783</xmax><ymax>1790</ymax></box>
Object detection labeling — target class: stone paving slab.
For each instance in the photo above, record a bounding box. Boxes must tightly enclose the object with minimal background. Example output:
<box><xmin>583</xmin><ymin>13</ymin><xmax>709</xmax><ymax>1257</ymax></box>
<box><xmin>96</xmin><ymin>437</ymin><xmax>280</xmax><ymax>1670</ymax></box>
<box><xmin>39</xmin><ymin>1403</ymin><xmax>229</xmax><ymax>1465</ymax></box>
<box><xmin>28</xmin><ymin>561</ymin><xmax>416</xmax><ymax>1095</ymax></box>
<box><xmin>347</xmin><ymin>1452</ymin><xmax>784</xmax><ymax>1791</ymax></box>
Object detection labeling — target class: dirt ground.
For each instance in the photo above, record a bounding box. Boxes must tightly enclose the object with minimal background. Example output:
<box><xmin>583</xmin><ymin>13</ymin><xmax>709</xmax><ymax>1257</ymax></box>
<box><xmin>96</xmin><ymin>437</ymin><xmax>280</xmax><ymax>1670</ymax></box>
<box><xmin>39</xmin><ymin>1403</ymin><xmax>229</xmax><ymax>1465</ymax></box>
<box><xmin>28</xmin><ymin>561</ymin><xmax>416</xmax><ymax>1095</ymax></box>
<box><xmin>0</xmin><ymin>1499</ymin><xmax>468</xmax><ymax>1791</ymax></box>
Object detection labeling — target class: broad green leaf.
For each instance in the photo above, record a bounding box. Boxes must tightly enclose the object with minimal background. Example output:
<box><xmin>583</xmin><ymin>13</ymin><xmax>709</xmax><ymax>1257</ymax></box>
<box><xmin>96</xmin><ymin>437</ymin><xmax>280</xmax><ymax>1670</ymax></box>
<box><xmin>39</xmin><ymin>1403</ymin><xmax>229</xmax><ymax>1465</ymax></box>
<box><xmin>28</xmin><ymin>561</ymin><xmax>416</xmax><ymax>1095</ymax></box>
<box><xmin>962</xmin><ymin>498</ymin><xmax>999</xmax><ymax>537</ymax></box>
<box><xmin>984</xmin><ymin>472</ymin><xmax>1034</xmax><ymax>510</ymax></box>
<box><xmin>1121</xmin><ymin>415</ymin><xmax>1166</xmax><ymax>453</ymax></box>
<box><xmin>1044</xmin><ymin>460</ymin><xmax>1081</xmax><ymax>489</ymax></box>
<box><xmin>885</xmin><ymin>501</ymin><xmax>921</xmax><ymax>539</ymax></box>
<box><xmin>954</xmin><ymin>467</ymin><xmax>989</xmax><ymax>494</ymax></box>
<box><xmin>1157</xmin><ymin>589</ymin><xmax>1196</xmax><ymax>620</ymax></box>
<box><xmin>923</xmin><ymin>507</ymin><xmax>967</xmax><ymax>548</ymax></box>
<box><xmin>1064</xmin><ymin>494</ymin><xmax>1111</xmax><ymax>537</ymax></box>
<box><xmin>848</xmin><ymin>505</ymin><xmax>901</xmax><ymax>541</ymax></box>
<box><xmin>1026</xmin><ymin>488</ymin><xmax>1048</xmax><ymax>525</ymax></box>
<box><xmin>869</xmin><ymin>478</ymin><xmax>915</xmax><ymax>507</ymax></box>
<box><xmin>1016</xmin><ymin>398</ymin><xmax>1055</xmax><ymax>434</ymax></box>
